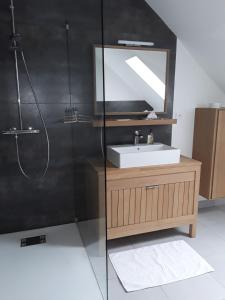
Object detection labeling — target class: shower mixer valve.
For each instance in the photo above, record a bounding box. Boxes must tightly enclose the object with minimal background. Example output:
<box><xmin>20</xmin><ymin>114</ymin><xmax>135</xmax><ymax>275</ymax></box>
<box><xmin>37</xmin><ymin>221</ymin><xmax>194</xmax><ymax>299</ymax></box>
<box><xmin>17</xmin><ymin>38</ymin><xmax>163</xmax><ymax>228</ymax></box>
<box><xmin>2</xmin><ymin>127</ymin><xmax>40</xmax><ymax>135</ymax></box>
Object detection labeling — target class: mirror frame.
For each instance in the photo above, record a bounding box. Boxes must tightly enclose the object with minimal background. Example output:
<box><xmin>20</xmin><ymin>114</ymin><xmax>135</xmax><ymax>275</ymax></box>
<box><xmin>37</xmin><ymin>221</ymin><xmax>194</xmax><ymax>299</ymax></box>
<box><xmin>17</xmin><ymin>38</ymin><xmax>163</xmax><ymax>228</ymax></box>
<box><xmin>93</xmin><ymin>45</ymin><xmax>170</xmax><ymax>116</ymax></box>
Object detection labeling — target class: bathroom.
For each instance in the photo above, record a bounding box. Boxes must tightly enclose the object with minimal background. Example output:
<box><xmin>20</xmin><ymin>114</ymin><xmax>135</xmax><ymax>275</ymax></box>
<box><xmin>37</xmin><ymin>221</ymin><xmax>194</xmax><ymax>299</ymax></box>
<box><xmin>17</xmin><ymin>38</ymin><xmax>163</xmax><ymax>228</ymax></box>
<box><xmin>1</xmin><ymin>0</ymin><xmax>225</xmax><ymax>299</ymax></box>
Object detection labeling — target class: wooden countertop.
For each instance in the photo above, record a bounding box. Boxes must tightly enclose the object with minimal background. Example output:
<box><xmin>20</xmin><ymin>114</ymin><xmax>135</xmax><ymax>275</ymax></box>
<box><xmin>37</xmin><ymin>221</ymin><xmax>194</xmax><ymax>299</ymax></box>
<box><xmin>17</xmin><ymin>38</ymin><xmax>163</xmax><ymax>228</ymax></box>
<box><xmin>89</xmin><ymin>156</ymin><xmax>202</xmax><ymax>180</ymax></box>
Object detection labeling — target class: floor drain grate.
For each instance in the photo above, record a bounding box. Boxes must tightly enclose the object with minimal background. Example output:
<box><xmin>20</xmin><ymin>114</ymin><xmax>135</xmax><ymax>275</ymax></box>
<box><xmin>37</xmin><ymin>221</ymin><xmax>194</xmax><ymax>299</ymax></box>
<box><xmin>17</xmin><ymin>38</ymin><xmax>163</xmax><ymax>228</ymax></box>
<box><xmin>20</xmin><ymin>235</ymin><xmax>46</xmax><ymax>247</ymax></box>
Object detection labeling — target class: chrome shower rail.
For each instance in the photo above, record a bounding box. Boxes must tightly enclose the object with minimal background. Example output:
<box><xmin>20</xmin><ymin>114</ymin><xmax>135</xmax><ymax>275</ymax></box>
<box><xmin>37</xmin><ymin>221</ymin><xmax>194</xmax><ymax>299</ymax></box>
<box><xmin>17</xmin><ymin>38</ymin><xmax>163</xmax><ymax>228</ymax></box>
<box><xmin>10</xmin><ymin>0</ymin><xmax>23</xmax><ymax>130</ymax></box>
<box><xmin>2</xmin><ymin>0</ymin><xmax>50</xmax><ymax>179</ymax></box>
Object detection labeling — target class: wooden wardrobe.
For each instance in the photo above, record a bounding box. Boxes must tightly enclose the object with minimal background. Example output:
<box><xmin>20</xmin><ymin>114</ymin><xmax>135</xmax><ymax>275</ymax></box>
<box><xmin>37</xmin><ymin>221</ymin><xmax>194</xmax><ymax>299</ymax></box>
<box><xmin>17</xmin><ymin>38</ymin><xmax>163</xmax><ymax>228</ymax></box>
<box><xmin>193</xmin><ymin>108</ymin><xmax>225</xmax><ymax>200</ymax></box>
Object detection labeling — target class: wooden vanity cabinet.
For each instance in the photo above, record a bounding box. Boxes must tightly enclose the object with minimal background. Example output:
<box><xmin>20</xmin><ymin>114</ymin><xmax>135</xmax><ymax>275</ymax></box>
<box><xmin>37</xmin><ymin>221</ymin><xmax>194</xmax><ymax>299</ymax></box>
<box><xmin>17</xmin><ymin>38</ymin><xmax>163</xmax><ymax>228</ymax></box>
<box><xmin>193</xmin><ymin>108</ymin><xmax>225</xmax><ymax>200</ymax></box>
<box><xmin>89</xmin><ymin>157</ymin><xmax>201</xmax><ymax>240</ymax></box>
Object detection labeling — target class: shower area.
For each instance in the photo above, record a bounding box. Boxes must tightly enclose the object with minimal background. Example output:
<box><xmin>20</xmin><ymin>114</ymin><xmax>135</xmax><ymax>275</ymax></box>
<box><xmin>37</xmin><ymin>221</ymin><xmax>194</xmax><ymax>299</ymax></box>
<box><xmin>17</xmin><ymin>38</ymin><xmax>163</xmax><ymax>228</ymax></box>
<box><xmin>0</xmin><ymin>0</ymin><xmax>107</xmax><ymax>299</ymax></box>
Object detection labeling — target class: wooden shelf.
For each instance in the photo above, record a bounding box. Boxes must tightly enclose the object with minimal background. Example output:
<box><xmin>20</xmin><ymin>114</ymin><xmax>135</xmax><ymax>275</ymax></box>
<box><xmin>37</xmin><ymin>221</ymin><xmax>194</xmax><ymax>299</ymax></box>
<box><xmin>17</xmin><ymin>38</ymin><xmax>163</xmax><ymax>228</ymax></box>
<box><xmin>92</xmin><ymin>118</ymin><xmax>177</xmax><ymax>127</ymax></box>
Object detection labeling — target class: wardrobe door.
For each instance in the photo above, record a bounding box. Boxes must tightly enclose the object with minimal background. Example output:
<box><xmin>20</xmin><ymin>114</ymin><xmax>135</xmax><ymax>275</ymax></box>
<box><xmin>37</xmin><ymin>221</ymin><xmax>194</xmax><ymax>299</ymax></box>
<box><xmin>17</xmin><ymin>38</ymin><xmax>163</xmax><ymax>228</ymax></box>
<box><xmin>212</xmin><ymin>109</ymin><xmax>225</xmax><ymax>199</ymax></box>
<box><xmin>192</xmin><ymin>108</ymin><xmax>218</xmax><ymax>199</ymax></box>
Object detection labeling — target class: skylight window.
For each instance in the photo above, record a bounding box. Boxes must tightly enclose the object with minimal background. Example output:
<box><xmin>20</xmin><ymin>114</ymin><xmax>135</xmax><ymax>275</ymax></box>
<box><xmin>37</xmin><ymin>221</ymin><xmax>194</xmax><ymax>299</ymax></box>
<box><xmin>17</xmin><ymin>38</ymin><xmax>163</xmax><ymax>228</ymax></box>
<box><xmin>125</xmin><ymin>56</ymin><xmax>165</xmax><ymax>99</ymax></box>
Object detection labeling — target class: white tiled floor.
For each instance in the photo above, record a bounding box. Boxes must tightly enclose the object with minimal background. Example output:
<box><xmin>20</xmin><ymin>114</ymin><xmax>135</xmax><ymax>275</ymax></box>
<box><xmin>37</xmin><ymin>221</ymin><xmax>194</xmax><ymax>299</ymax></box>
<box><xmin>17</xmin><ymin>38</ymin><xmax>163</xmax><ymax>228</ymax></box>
<box><xmin>108</xmin><ymin>206</ymin><xmax>225</xmax><ymax>300</ymax></box>
<box><xmin>0</xmin><ymin>223</ymin><xmax>103</xmax><ymax>300</ymax></box>
<box><xmin>2</xmin><ymin>206</ymin><xmax>225</xmax><ymax>300</ymax></box>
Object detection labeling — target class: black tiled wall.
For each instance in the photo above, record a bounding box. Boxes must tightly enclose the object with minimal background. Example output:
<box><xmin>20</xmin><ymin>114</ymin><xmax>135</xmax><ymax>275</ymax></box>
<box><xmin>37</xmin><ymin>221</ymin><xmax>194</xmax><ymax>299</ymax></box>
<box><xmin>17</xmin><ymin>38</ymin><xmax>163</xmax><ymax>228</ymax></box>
<box><xmin>0</xmin><ymin>0</ymin><xmax>176</xmax><ymax>233</ymax></box>
<box><xmin>0</xmin><ymin>0</ymin><xmax>103</xmax><ymax>233</ymax></box>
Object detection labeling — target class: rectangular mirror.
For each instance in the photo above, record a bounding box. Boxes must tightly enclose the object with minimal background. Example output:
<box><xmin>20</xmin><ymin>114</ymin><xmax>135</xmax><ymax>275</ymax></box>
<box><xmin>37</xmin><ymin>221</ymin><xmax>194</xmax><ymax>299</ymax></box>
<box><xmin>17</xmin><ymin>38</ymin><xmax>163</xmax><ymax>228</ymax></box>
<box><xmin>94</xmin><ymin>45</ymin><xmax>170</xmax><ymax>115</ymax></box>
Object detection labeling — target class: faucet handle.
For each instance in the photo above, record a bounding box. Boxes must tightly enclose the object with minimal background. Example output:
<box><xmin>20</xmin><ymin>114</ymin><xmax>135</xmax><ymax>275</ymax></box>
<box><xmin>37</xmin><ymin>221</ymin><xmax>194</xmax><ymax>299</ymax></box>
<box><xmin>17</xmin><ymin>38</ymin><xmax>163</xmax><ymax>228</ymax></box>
<box><xmin>134</xmin><ymin>130</ymin><xmax>141</xmax><ymax>136</ymax></box>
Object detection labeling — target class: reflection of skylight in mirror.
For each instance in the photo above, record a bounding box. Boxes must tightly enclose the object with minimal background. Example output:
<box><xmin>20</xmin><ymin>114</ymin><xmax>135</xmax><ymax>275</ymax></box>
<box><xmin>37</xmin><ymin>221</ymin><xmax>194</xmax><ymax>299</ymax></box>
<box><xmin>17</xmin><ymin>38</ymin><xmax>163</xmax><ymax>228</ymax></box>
<box><xmin>126</xmin><ymin>56</ymin><xmax>165</xmax><ymax>99</ymax></box>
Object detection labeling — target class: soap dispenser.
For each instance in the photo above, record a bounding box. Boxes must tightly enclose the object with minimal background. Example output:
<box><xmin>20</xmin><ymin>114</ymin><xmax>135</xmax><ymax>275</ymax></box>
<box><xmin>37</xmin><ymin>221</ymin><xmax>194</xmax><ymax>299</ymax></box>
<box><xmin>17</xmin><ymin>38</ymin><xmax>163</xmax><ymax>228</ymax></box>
<box><xmin>147</xmin><ymin>130</ymin><xmax>154</xmax><ymax>144</ymax></box>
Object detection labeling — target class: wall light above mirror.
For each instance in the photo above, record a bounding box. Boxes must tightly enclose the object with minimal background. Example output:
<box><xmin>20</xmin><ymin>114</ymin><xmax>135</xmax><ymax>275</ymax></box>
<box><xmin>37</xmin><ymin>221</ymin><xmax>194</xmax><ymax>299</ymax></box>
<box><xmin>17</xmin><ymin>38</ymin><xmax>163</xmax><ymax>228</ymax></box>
<box><xmin>94</xmin><ymin>45</ymin><xmax>170</xmax><ymax>115</ymax></box>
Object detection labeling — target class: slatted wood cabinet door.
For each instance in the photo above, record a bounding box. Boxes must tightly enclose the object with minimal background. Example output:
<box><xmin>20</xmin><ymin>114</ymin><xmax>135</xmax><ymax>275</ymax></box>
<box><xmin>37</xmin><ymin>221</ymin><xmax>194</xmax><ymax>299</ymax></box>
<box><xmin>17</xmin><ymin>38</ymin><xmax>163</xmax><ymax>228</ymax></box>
<box><xmin>106</xmin><ymin>159</ymin><xmax>201</xmax><ymax>240</ymax></box>
<box><xmin>107</xmin><ymin>178</ymin><xmax>195</xmax><ymax>229</ymax></box>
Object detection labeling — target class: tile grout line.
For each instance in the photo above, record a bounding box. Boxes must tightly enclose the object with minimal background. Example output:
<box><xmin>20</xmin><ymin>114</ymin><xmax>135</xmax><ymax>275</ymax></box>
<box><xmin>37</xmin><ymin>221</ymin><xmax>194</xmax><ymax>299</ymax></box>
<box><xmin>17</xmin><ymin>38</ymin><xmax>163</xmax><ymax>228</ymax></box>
<box><xmin>195</xmin><ymin>217</ymin><xmax>225</xmax><ymax>297</ymax></box>
<box><xmin>201</xmin><ymin>208</ymin><xmax>225</xmax><ymax>294</ymax></box>
<box><xmin>208</xmin><ymin>273</ymin><xmax>225</xmax><ymax>297</ymax></box>
<box><xmin>160</xmin><ymin>286</ymin><xmax>172</xmax><ymax>300</ymax></box>
<box><xmin>197</xmin><ymin>218</ymin><xmax>225</xmax><ymax>244</ymax></box>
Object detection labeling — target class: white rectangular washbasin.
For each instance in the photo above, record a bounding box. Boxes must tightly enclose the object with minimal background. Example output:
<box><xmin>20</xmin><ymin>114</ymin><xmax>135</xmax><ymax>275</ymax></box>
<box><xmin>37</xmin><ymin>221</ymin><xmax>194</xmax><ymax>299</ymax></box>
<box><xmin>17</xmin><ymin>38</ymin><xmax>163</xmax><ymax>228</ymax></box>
<box><xmin>107</xmin><ymin>143</ymin><xmax>180</xmax><ymax>168</ymax></box>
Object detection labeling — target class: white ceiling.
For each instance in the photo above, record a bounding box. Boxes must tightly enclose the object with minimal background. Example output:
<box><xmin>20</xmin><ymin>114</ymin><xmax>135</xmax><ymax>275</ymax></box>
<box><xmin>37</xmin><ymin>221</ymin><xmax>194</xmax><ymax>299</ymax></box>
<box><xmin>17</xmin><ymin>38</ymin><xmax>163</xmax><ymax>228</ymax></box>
<box><xmin>145</xmin><ymin>0</ymin><xmax>225</xmax><ymax>92</ymax></box>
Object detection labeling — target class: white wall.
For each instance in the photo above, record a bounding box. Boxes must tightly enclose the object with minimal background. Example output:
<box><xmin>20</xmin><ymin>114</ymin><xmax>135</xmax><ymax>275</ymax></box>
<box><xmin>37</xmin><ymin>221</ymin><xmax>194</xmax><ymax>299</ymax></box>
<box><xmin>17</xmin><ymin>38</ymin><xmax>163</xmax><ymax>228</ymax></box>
<box><xmin>172</xmin><ymin>39</ymin><xmax>225</xmax><ymax>157</ymax></box>
<box><xmin>145</xmin><ymin>0</ymin><xmax>225</xmax><ymax>93</ymax></box>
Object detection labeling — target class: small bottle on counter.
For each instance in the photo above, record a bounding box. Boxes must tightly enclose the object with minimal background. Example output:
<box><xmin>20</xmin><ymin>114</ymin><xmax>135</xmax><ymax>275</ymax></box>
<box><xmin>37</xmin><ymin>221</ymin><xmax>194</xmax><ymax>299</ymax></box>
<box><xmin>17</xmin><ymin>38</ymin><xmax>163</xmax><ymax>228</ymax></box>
<box><xmin>147</xmin><ymin>130</ymin><xmax>154</xmax><ymax>144</ymax></box>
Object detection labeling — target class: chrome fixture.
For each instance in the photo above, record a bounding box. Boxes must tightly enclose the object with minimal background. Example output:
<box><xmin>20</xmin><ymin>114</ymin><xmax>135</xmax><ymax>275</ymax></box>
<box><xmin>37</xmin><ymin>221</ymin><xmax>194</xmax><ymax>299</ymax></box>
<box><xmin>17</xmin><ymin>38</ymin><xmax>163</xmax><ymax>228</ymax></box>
<box><xmin>2</xmin><ymin>128</ymin><xmax>40</xmax><ymax>135</ymax></box>
<box><xmin>134</xmin><ymin>130</ymin><xmax>144</xmax><ymax>145</ymax></box>
<box><xmin>63</xmin><ymin>21</ymin><xmax>91</xmax><ymax>124</ymax></box>
<box><xmin>63</xmin><ymin>21</ymin><xmax>74</xmax><ymax>123</ymax></box>
<box><xmin>118</xmin><ymin>40</ymin><xmax>155</xmax><ymax>47</ymax></box>
<box><xmin>64</xmin><ymin>108</ymin><xmax>92</xmax><ymax>124</ymax></box>
<box><xmin>2</xmin><ymin>0</ymin><xmax>50</xmax><ymax>179</ymax></box>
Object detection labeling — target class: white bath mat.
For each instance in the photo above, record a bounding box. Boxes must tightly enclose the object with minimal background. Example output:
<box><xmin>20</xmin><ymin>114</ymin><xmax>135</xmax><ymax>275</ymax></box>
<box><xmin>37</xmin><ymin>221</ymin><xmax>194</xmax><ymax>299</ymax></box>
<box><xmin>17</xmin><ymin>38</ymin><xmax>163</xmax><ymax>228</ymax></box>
<box><xmin>109</xmin><ymin>240</ymin><xmax>214</xmax><ymax>292</ymax></box>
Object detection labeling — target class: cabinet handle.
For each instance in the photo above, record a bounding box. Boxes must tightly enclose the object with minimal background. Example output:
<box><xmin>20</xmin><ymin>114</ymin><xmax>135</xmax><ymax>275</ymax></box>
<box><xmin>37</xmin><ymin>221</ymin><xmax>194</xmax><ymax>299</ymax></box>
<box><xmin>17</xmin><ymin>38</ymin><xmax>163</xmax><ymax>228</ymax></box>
<box><xmin>145</xmin><ymin>185</ymin><xmax>159</xmax><ymax>190</ymax></box>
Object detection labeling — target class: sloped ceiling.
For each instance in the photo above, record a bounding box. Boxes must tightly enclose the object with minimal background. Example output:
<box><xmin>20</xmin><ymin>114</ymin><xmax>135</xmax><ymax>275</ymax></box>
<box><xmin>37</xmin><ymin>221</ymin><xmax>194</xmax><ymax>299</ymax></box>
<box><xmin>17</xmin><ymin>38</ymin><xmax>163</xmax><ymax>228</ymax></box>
<box><xmin>145</xmin><ymin>0</ymin><xmax>225</xmax><ymax>92</ymax></box>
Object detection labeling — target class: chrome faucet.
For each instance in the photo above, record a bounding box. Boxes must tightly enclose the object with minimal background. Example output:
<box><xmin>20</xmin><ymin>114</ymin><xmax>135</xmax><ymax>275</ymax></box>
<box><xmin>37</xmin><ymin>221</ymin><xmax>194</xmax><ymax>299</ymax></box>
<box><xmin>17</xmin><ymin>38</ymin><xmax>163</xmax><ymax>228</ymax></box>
<box><xmin>134</xmin><ymin>130</ymin><xmax>144</xmax><ymax>145</ymax></box>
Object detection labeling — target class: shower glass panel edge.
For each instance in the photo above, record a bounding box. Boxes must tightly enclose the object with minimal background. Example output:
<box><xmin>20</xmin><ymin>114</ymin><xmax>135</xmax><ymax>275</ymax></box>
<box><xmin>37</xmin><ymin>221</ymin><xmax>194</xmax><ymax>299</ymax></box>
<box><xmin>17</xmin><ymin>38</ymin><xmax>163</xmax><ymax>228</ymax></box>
<box><xmin>77</xmin><ymin>0</ymin><xmax>107</xmax><ymax>298</ymax></box>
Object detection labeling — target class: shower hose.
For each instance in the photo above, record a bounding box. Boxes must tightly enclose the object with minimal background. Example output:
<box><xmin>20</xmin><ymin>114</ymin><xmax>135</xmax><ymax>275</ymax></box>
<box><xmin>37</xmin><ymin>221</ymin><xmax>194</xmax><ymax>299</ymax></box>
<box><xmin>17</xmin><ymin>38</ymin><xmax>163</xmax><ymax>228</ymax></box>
<box><xmin>15</xmin><ymin>50</ymin><xmax>50</xmax><ymax>180</ymax></box>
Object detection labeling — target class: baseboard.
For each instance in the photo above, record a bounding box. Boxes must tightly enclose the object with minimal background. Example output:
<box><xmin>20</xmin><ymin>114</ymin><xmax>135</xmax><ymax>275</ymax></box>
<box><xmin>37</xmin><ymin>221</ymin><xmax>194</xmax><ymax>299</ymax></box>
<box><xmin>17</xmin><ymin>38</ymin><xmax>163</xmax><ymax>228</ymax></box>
<box><xmin>198</xmin><ymin>196</ymin><xmax>225</xmax><ymax>209</ymax></box>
